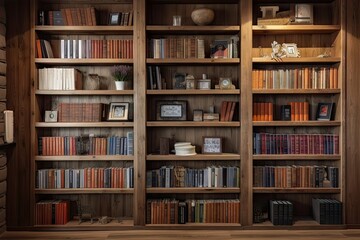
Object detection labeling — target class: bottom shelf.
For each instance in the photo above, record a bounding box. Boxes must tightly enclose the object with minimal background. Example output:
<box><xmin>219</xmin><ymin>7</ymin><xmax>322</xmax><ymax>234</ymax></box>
<box><xmin>145</xmin><ymin>223</ymin><xmax>241</xmax><ymax>230</ymax></box>
<box><xmin>252</xmin><ymin>218</ymin><xmax>345</xmax><ymax>230</ymax></box>
<box><xmin>33</xmin><ymin>219</ymin><xmax>134</xmax><ymax>230</ymax></box>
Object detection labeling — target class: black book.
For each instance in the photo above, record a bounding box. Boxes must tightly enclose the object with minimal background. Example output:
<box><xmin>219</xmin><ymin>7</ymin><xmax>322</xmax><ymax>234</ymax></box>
<box><xmin>281</xmin><ymin>105</ymin><xmax>291</xmax><ymax>121</ymax></box>
<box><xmin>178</xmin><ymin>202</ymin><xmax>187</xmax><ymax>224</ymax></box>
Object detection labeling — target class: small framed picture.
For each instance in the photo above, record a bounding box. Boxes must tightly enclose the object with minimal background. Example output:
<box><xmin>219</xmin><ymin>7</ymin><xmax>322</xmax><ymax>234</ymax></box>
<box><xmin>193</xmin><ymin>109</ymin><xmax>203</xmax><ymax>122</ymax></box>
<box><xmin>44</xmin><ymin>110</ymin><xmax>58</xmax><ymax>122</ymax></box>
<box><xmin>156</xmin><ymin>100</ymin><xmax>187</xmax><ymax>121</ymax></box>
<box><xmin>282</xmin><ymin>43</ymin><xmax>300</xmax><ymax>58</ymax></box>
<box><xmin>109</xmin><ymin>12</ymin><xmax>120</xmax><ymax>25</ymax></box>
<box><xmin>173</xmin><ymin>72</ymin><xmax>186</xmax><ymax>89</ymax></box>
<box><xmin>219</xmin><ymin>77</ymin><xmax>232</xmax><ymax>89</ymax></box>
<box><xmin>316</xmin><ymin>103</ymin><xmax>334</xmax><ymax>121</ymax></box>
<box><xmin>108</xmin><ymin>102</ymin><xmax>129</xmax><ymax>121</ymax></box>
<box><xmin>210</xmin><ymin>40</ymin><xmax>228</xmax><ymax>59</ymax></box>
<box><xmin>197</xmin><ymin>79</ymin><xmax>211</xmax><ymax>90</ymax></box>
<box><xmin>202</xmin><ymin>137</ymin><xmax>222</xmax><ymax>154</ymax></box>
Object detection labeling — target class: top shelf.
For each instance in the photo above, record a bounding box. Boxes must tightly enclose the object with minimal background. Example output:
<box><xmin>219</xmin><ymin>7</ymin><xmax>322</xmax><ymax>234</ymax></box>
<box><xmin>253</xmin><ymin>25</ymin><xmax>340</xmax><ymax>35</ymax></box>
<box><xmin>146</xmin><ymin>26</ymin><xmax>240</xmax><ymax>34</ymax></box>
<box><xmin>35</xmin><ymin>26</ymin><xmax>133</xmax><ymax>35</ymax></box>
<box><xmin>253</xmin><ymin>57</ymin><xmax>340</xmax><ymax>64</ymax></box>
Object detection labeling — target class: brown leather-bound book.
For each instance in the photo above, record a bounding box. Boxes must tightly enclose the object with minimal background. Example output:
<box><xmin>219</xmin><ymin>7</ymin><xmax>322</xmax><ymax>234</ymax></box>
<box><xmin>295</xmin><ymin>102</ymin><xmax>300</xmax><ymax>121</ymax></box>
<box><xmin>252</xmin><ymin>70</ymin><xmax>257</xmax><ymax>89</ymax></box>
<box><xmin>269</xmin><ymin>102</ymin><xmax>273</xmax><ymax>121</ymax></box>
<box><xmin>299</xmin><ymin>102</ymin><xmax>304</xmax><ymax>121</ymax></box>
<box><xmin>225</xmin><ymin>101</ymin><xmax>233</xmax><ymax>121</ymax></box>
<box><xmin>260</xmin><ymin>102</ymin><xmax>265</xmax><ymax>121</ymax></box>
<box><xmin>304</xmin><ymin>102</ymin><xmax>309</xmax><ymax>120</ymax></box>
<box><xmin>334</xmin><ymin>67</ymin><xmax>338</xmax><ymax>88</ymax></box>
<box><xmin>304</xmin><ymin>67</ymin><xmax>309</xmax><ymax>89</ymax></box>
<box><xmin>264</xmin><ymin>102</ymin><xmax>269</xmax><ymax>121</ymax></box>
<box><xmin>220</xmin><ymin>101</ymin><xmax>228</xmax><ymax>121</ymax></box>
<box><xmin>36</xmin><ymin>39</ymin><xmax>42</xmax><ymax>58</ymax></box>
<box><xmin>229</xmin><ymin>102</ymin><xmax>236</xmax><ymax>121</ymax></box>
<box><xmin>253</xmin><ymin>103</ymin><xmax>257</xmax><ymax>121</ymax></box>
<box><xmin>330</xmin><ymin>67</ymin><xmax>334</xmax><ymax>89</ymax></box>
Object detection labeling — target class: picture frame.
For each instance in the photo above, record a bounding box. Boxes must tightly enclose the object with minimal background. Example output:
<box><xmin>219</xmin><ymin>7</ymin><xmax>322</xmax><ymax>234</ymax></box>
<box><xmin>282</xmin><ymin>43</ymin><xmax>300</xmax><ymax>58</ymax></box>
<box><xmin>197</xmin><ymin>79</ymin><xmax>211</xmax><ymax>90</ymax></box>
<box><xmin>108</xmin><ymin>102</ymin><xmax>129</xmax><ymax>121</ymax></box>
<box><xmin>173</xmin><ymin>72</ymin><xmax>186</xmax><ymax>89</ymax></box>
<box><xmin>109</xmin><ymin>12</ymin><xmax>120</xmax><ymax>25</ymax></box>
<box><xmin>156</xmin><ymin>100</ymin><xmax>187</xmax><ymax>121</ymax></box>
<box><xmin>316</xmin><ymin>103</ymin><xmax>335</xmax><ymax>121</ymax></box>
<box><xmin>295</xmin><ymin>4</ymin><xmax>313</xmax><ymax>24</ymax></box>
<box><xmin>202</xmin><ymin>137</ymin><xmax>222</xmax><ymax>154</ymax></box>
<box><xmin>193</xmin><ymin>109</ymin><xmax>203</xmax><ymax>122</ymax></box>
<box><xmin>44</xmin><ymin>110</ymin><xmax>58</xmax><ymax>122</ymax></box>
<box><xmin>210</xmin><ymin>40</ymin><xmax>228</xmax><ymax>59</ymax></box>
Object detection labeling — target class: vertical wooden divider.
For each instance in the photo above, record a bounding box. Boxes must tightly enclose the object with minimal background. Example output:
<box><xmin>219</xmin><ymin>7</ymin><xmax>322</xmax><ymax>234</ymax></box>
<box><xmin>133</xmin><ymin>0</ymin><xmax>147</xmax><ymax>226</ymax></box>
<box><xmin>240</xmin><ymin>0</ymin><xmax>253</xmax><ymax>226</ymax></box>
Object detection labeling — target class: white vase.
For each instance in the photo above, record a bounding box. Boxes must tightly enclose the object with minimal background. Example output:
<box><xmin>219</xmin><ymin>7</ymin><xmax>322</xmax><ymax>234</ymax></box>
<box><xmin>115</xmin><ymin>81</ymin><xmax>125</xmax><ymax>90</ymax></box>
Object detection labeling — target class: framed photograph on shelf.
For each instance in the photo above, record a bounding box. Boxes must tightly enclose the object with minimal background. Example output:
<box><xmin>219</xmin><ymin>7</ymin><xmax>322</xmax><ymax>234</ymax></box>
<box><xmin>108</xmin><ymin>12</ymin><xmax>120</xmax><ymax>25</ymax></box>
<box><xmin>108</xmin><ymin>102</ymin><xmax>129</xmax><ymax>121</ymax></box>
<box><xmin>282</xmin><ymin>43</ymin><xmax>300</xmax><ymax>57</ymax></box>
<box><xmin>193</xmin><ymin>109</ymin><xmax>203</xmax><ymax>122</ymax></box>
<box><xmin>210</xmin><ymin>40</ymin><xmax>228</xmax><ymax>58</ymax></box>
<box><xmin>202</xmin><ymin>136</ymin><xmax>222</xmax><ymax>154</ymax></box>
<box><xmin>156</xmin><ymin>100</ymin><xmax>187</xmax><ymax>121</ymax></box>
<box><xmin>316</xmin><ymin>103</ymin><xmax>335</xmax><ymax>121</ymax></box>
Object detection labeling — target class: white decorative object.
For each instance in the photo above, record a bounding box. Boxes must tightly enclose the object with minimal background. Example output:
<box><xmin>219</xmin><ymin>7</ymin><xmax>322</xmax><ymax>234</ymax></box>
<box><xmin>115</xmin><ymin>81</ymin><xmax>125</xmax><ymax>90</ymax></box>
<box><xmin>191</xmin><ymin>8</ymin><xmax>215</xmax><ymax>26</ymax></box>
<box><xmin>175</xmin><ymin>142</ymin><xmax>197</xmax><ymax>156</ymax></box>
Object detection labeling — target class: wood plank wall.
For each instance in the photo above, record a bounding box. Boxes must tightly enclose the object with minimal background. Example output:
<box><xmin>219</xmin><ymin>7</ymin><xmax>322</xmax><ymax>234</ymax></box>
<box><xmin>3</xmin><ymin>0</ymin><xmax>360</xmax><ymax>227</ymax></box>
<box><xmin>345</xmin><ymin>0</ymin><xmax>360</xmax><ymax>227</ymax></box>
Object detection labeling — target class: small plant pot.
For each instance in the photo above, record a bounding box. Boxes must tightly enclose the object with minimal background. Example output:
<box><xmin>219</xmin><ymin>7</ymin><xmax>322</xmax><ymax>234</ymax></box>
<box><xmin>115</xmin><ymin>81</ymin><xmax>125</xmax><ymax>90</ymax></box>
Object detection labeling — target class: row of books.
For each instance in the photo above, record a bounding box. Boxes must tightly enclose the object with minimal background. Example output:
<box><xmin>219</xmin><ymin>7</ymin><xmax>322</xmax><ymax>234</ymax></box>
<box><xmin>147</xmin><ymin>66</ymin><xmax>162</xmax><ymax>90</ymax></box>
<box><xmin>312</xmin><ymin>198</ymin><xmax>342</xmax><ymax>224</ymax></box>
<box><xmin>148</xmin><ymin>38</ymin><xmax>205</xmax><ymax>59</ymax></box>
<box><xmin>269</xmin><ymin>200</ymin><xmax>293</xmax><ymax>225</ymax></box>
<box><xmin>59</xmin><ymin>39</ymin><xmax>133</xmax><ymax>59</ymax></box>
<box><xmin>252</xmin><ymin>67</ymin><xmax>339</xmax><ymax>90</ymax></box>
<box><xmin>210</xmin><ymin>37</ymin><xmax>239</xmax><ymax>59</ymax></box>
<box><xmin>146</xmin><ymin>166</ymin><xmax>240</xmax><ymax>188</ymax></box>
<box><xmin>36</xmin><ymin>39</ymin><xmax>54</xmax><ymax>58</ymax></box>
<box><xmin>253</xmin><ymin>102</ymin><xmax>274</xmax><ymax>121</ymax></box>
<box><xmin>58</xmin><ymin>103</ymin><xmax>103</xmax><ymax>122</ymax></box>
<box><xmin>253</xmin><ymin>133</ymin><xmax>339</xmax><ymax>155</ymax></box>
<box><xmin>36</xmin><ymin>167</ymin><xmax>134</xmax><ymax>189</ymax></box>
<box><xmin>38</xmin><ymin>133</ymin><xmax>134</xmax><ymax>156</ymax></box>
<box><xmin>288</xmin><ymin>102</ymin><xmax>310</xmax><ymax>121</ymax></box>
<box><xmin>38</xmin><ymin>68</ymin><xmax>82</xmax><ymax>90</ymax></box>
<box><xmin>253</xmin><ymin>165</ymin><xmax>339</xmax><ymax>188</ymax></box>
<box><xmin>146</xmin><ymin>199</ymin><xmax>240</xmax><ymax>224</ymax></box>
<box><xmin>220</xmin><ymin>101</ymin><xmax>237</xmax><ymax>122</ymax></box>
<box><xmin>35</xmin><ymin>200</ymin><xmax>70</xmax><ymax>225</ymax></box>
<box><xmin>45</xmin><ymin>7</ymin><xmax>97</xmax><ymax>26</ymax></box>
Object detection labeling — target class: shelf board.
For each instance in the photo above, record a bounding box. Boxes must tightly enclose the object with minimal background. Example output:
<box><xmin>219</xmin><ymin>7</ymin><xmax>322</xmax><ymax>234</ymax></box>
<box><xmin>35</xmin><ymin>122</ymin><xmax>133</xmax><ymax>128</ymax></box>
<box><xmin>147</xmin><ymin>89</ymin><xmax>240</xmax><ymax>95</ymax></box>
<box><xmin>146</xmin><ymin>187</ymin><xmax>240</xmax><ymax>194</ymax></box>
<box><xmin>253</xmin><ymin>187</ymin><xmax>340</xmax><ymax>194</ymax></box>
<box><xmin>147</xmin><ymin>153</ymin><xmax>240</xmax><ymax>161</ymax></box>
<box><xmin>146</xmin><ymin>58</ymin><xmax>240</xmax><ymax>65</ymax></box>
<box><xmin>253</xmin><ymin>121</ymin><xmax>341</xmax><ymax>127</ymax></box>
<box><xmin>33</xmin><ymin>219</ymin><xmax>134</xmax><ymax>231</ymax></box>
<box><xmin>35</xmin><ymin>25</ymin><xmax>133</xmax><ymax>35</ymax></box>
<box><xmin>253</xmin><ymin>154</ymin><xmax>341</xmax><ymax>160</ymax></box>
<box><xmin>145</xmin><ymin>223</ymin><xmax>241</xmax><ymax>230</ymax></box>
<box><xmin>252</xmin><ymin>89</ymin><xmax>341</xmax><ymax>94</ymax></box>
<box><xmin>35</xmin><ymin>188</ymin><xmax>134</xmax><ymax>194</ymax></box>
<box><xmin>35</xmin><ymin>58</ymin><xmax>133</xmax><ymax>66</ymax></box>
<box><xmin>252</xmin><ymin>219</ymin><xmax>345</xmax><ymax>230</ymax></box>
<box><xmin>146</xmin><ymin>25</ymin><xmax>240</xmax><ymax>34</ymax></box>
<box><xmin>147</xmin><ymin>121</ymin><xmax>240</xmax><ymax>127</ymax></box>
<box><xmin>253</xmin><ymin>25</ymin><xmax>340</xmax><ymax>34</ymax></box>
<box><xmin>35</xmin><ymin>155</ymin><xmax>133</xmax><ymax>161</ymax></box>
<box><xmin>253</xmin><ymin>57</ymin><xmax>341</xmax><ymax>64</ymax></box>
<box><xmin>35</xmin><ymin>90</ymin><xmax>134</xmax><ymax>95</ymax></box>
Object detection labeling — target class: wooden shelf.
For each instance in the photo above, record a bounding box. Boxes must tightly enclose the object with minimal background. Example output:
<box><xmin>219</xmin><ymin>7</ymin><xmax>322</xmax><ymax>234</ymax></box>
<box><xmin>252</xmin><ymin>89</ymin><xmax>341</xmax><ymax>94</ymax></box>
<box><xmin>253</xmin><ymin>187</ymin><xmax>341</xmax><ymax>194</ymax></box>
<box><xmin>145</xmin><ymin>223</ymin><xmax>241</xmax><ymax>229</ymax></box>
<box><xmin>33</xmin><ymin>219</ymin><xmax>134</xmax><ymax>231</ymax></box>
<box><xmin>35</xmin><ymin>155</ymin><xmax>133</xmax><ymax>161</ymax></box>
<box><xmin>147</xmin><ymin>89</ymin><xmax>240</xmax><ymax>95</ymax></box>
<box><xmin>253</xmin><ymin>57</ymin><xmax>341</xmax><ymax>64</ymax></box>
<box><xmin>146</xmin><ymin>25</ymin><xmax>240</xmax><ymax>34</ymax></box>
<box><xmin>253</xmin><ymin>121</ymin><xmax>341</xmax><ymax>127</ymax></box>
<box><xmin>253</xmin><ymin>25</ymin><xmax>340</xmax><ymax>34</ymax></box>
<box><xmin>147</xmin><ymin>153</ymin><xmax>240</xmax><ymax>161</ymax></box>
<box><xmin>35</xmin><ymin>122</ymin><xmax>134</xmax><ymax>128</ymax></box>
<box><xmin>35</xmin><ymin>90</ymin><xmax>134</xmax><ymax>95</ymax></box>
<box><xmin>253</xmin><ymin>155</ymin><xmax>341</xmax><ymax>160</ymax></box>
<box><xmin>35</xmin><ymin>58</ymin><xmax>133</xmax><ymax>66</ymax></box>
<box><xmin>146</xmin><ymin>58</ymin><xmax>240</xmax><ymax>65</ymax></box>
<box><xmin>252</xmin><ymin>219</ymin><xmax>345</xmax><ymax>230</ymax></box>
<box><xmin>147</xmin><ymin>187</ymin><xmax>240</xmax><ymax>194</ymax></box>
<box><xmin>147</xmin><ymin>121</ymin><xmax>240</xmax><ymax>127</ymax></box>
<box><xmin>35</xmin><ymin>25</ymin><xmax>133</xmax><ymax>35</ymax></box>
<box><xmin>35</xmin><ymin>188</ymin><xmax>134</xmax><ymax>194</ymax></box>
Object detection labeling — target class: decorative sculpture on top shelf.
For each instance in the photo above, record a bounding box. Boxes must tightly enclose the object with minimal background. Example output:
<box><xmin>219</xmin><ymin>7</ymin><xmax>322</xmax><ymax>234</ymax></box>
<box><xmin>191</xmin><ymin>8</ymin><xmax>215</xmax><ymax>26</ymax></box>
<box><xmin>271</xmin><ymin>41</ymin><xmax>300</xmax><ymax>61</ymax></box>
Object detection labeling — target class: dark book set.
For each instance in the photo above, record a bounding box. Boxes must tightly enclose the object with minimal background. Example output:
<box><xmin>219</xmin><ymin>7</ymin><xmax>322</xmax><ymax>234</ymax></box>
<box><xmin>312</xmin><ymin>198</ymin><xmax>342</xmax><ymax>224</ymax></box>
<box><xmin>269</xmin><ymin>200</ymin><xmax>293</xmax><ymax>225</ymax></box>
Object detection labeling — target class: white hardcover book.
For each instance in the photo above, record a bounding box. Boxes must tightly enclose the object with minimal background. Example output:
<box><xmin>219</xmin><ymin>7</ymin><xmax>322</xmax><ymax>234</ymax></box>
<box><xmin>78</xmin><ymin>40</ymin><xmax>83</xmax><ymax>59</ymax></box>
<box><xmin>60</xmin><ymin>39</ymin><xmax>65</xmax><ymax>59</ymax></box>
<box><xmin>73</xmin><ymin>40</ymin><xmax>78</xmax><ymax>59</ymax></box>
<box><xmin>67</xmin><ymin>39</ymin><xmax>71</xmax><ymax>59</ymax></box>
<box><xmin>38</xmin><ymin>69</ymin><xmax>43</xmax><ymax>90</ymax></box>
<box><xmin>4</xmin><ymin>110</ymin><xmax>14</xmax><ymax>143</ymax></box>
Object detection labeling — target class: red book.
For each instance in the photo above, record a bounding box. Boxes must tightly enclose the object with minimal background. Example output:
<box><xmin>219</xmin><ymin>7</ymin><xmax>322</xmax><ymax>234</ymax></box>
<box><xmin>220</xmin><ymin>101</ymin><xmax>228</xmax><ymax>121</ymax></box>
<box><xmin>224</xmin><ymin>101</ymin><xmax>232</xmax><ymax>121</ymax></box>
<box><xmin>295</xmin><ymin>102</ymin><xmax>300</xmax><ymax>121</ymax></box>
<box><xmin>260</xmin><ymin>102</ymin><xmax>265</xmax><ymax>121</ymax></box>
<box><xmin>299</xmin><ymin>102</ymin><xmax>304</xmax><ymax>121</ymax></box>
<box><xmin>229</xmin><ymin>102</ymin><xmax>236</xmax><ymax>121</ymax></box>
<box><xmin>264</xmin><ymin>103</ymin><xmax>269</xmax><ymax>121</ymax></box>
<box><xmin>268</xmin><ymin>103</ymin><xmax>273</xmax><ymax>121</ymax></box>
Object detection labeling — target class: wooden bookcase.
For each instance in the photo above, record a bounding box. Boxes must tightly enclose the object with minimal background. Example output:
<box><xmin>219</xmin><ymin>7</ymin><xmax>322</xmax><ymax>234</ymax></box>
<box><xmin>29</xmin><ymin>0</ymin><xmax>345</xmax><ymax>229</ymax></box>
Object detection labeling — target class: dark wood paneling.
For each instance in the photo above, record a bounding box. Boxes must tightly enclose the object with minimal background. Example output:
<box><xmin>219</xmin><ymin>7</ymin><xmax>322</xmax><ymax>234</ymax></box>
<box><xmin>5</xmin><ymin>0</ymin><xmax>32</xmax><ymax>227</ymax></box>
<box><xmin>346</xmin><ymin>0</ymin><xmax>360</xmax><ymax>226</ymax></box>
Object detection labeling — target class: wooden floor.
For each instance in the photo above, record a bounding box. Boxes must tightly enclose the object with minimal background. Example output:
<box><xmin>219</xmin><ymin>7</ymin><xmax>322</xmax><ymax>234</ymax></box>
<box><xmin>1</xmin><ymin>230</ymin><xmax>360</xmax><ymax>240</ymax></box>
